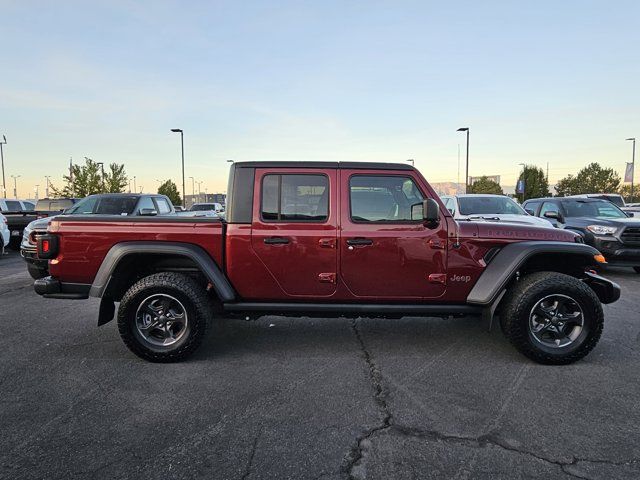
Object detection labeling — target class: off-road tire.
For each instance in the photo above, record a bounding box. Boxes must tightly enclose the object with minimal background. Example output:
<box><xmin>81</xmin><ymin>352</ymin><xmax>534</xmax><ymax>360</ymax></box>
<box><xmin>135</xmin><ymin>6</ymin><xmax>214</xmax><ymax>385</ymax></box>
<box><xmin>27</xmin><ymin>263</ymin><xmax>48</xmax><ymax>280</ymax></box>
<box><xmin>633</xmin><ymin>266</ymin><xmax>640</xmax><ymax>274</ymax></box>
<box><xmin>500</xmin><ymin>272</ymin><xmax>604</xmax><ymax>365</ymax></box>
<box><xmin>117</xmin><ymin>272</ymin><xmax>211</xmax><ymax>362</ymax></box>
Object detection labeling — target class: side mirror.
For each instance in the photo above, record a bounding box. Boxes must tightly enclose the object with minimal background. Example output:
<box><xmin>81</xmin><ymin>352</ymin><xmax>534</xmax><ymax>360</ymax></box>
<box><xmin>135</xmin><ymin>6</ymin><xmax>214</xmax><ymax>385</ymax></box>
<box><xmin>627</xmin><ymin>212</ymin><xmax>635</xmax><ymax>218</ymax></box>
<box><xmin>139</xmin><ymin>208</ymin><xmax>158</xmax><ymax>216</ymax></box>
<box><xmin>543</xmin><ymin>211</ymin><xmax>560</xmax><ymax>220</ymax></box>
<box><xmin>419</xmin><ymin>198</ymin><xmax>440</xmax><ymax>229</ymax></box>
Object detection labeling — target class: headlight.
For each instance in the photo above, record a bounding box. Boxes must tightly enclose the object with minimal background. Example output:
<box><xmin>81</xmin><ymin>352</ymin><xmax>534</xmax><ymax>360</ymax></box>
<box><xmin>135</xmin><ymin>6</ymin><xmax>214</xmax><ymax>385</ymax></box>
<box><xmin>586</xmin><ymin>225</ymin><xmax>617</xmax><ymax>235</ymax></box>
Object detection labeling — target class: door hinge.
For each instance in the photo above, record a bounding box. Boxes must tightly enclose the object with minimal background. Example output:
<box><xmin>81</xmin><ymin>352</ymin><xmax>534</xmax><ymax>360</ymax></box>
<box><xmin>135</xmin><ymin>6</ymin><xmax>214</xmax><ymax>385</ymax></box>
<box><xmin>318</xmin><ymin>272</ymin><xmax>337</xmax><ymax>284</ymax></box>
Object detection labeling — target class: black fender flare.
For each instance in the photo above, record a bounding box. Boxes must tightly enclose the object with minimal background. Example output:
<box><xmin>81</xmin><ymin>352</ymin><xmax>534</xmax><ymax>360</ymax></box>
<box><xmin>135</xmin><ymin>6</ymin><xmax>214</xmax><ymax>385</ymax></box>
<box><xmin>89</xmin><ymin>241</ymin><xmax>236</xmax><ymax>302</ymax></box>
<box><xmin>467</xmin><ymin>241</ymin><xmax>600</xmax><ymax>306</ymax></box>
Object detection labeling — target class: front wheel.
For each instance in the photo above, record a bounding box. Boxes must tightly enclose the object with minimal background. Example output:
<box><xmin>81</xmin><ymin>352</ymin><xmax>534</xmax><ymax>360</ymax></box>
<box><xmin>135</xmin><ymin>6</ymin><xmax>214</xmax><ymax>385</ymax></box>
<box><xmin>501</xmin><ymin>272</ymin><xmax>604</xmax><ymax>365</ymax></box>
<box><xmin>117</xmin><ymin>272</ymin><xmax>211</xmax><ymax>362</ymax></box>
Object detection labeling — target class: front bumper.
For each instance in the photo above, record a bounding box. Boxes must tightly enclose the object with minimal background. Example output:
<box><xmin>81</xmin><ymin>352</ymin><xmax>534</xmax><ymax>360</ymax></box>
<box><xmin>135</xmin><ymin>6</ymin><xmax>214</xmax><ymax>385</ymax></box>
<box><xmin>591</xmin><ymin>237</ymin><xmax>640</xmax><ymax>267</ymax></box>
<box><xmin>582</xmin><ymin>271</ymin><xmax>621</xmax><ymax>304</ymax></box>
<box><xmin>34</xmin><ymin>276</ymin><xmax>90</xmax><ymax>299</ymax></box>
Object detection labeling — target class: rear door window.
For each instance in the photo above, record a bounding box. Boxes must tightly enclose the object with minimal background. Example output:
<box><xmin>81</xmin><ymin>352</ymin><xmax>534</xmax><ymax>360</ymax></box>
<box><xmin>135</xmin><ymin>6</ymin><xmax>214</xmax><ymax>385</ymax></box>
<box><xmin>3</xmin><ymin>200</ymin><xmax>22</xmax><ymax>211</ymax></box>
<box><xmin>261</xmin><ymin>174</ymin><xmax>329</xmax><ymax>222</ymax></box>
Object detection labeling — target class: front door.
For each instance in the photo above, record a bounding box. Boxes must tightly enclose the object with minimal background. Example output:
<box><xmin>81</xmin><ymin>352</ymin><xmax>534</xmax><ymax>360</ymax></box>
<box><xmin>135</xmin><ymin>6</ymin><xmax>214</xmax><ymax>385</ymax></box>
<box><xmin>251</xmin><ymin>168</ymin><xmax>338</xmax><ymax>298</ymax></box>
<box><xmin>339</xmin><ymin>171</ymin><xmax>448</xmax><ymax>300</ymax></box>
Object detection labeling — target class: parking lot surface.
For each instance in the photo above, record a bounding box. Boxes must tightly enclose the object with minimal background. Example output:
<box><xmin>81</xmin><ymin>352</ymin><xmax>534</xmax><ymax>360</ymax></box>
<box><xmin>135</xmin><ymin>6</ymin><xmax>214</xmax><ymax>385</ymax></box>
<box><xmin>1</xmin><ymin>249</ymin><xmax>639</xmax><ymax>480</ymax></box>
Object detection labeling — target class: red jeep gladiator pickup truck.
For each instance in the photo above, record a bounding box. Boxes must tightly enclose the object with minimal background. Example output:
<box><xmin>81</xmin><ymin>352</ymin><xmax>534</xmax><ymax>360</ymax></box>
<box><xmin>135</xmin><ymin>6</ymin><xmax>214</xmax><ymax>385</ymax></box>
<box><xmin>34</xmin><ymin>162</ymin><xmax>620</xmax><ymax>364</ymax></box>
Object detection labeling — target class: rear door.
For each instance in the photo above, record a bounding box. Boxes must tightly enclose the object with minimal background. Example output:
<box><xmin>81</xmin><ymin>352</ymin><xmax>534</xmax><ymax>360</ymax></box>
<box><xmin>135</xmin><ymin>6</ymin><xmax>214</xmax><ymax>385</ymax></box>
<box><xmin>251</xmin><ymin>168</ymin><xmax>338</xmax><ymax>297</ymax></box>
<box><xmin>339</xmin><ymin>170</ymin><xmax>448</xmax><ymax>300</ymax></box>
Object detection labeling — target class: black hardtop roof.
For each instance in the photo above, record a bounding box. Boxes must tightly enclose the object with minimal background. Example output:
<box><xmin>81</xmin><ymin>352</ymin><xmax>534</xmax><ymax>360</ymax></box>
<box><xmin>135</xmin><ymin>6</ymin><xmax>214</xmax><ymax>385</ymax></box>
<box><xmin>232</xmin><ymin>161</ymin><xmax>414</xmax><ymax>171</ymax></box>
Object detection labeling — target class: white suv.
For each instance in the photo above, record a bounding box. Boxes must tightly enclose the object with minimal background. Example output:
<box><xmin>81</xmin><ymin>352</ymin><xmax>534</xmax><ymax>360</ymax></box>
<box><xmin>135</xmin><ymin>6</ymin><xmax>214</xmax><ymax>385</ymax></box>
<box><xmin>440</xmin><ymin>194</ymin><xmax>554</xmax><ymax>227</ymax></box>
<box><xmin>1</xmin><ymin>213</ymin><xmax>9</xmax><ymax>254</ymax></box>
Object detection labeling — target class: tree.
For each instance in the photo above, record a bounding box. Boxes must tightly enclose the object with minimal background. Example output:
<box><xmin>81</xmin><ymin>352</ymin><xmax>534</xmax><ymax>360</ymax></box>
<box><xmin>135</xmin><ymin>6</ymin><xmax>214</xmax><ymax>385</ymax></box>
<box><xmin>554</xmin><ymin>162</ymin><xmax>621</xmax><ymax>196</ymax></box>
<box><xmin>103</xmin><ymin>163</ymin><xmax>128</xmax><ymax>193</ymax></box>
<box><xmin>619</xmin><ymin>184</ymin><xmax>638</xmax><ymax>203</ymax></box>
<box><xmin>554</xmin><ymin>175</ymin><xmax>577</xmax><ymax>197</ymax></box>
<box><xmin>468</xmin><ymin>176</ymin><xmax>503</xmax><ymax>194</ymax></box>
<box><xmin>50</xmin><ymin>158</ymin><xmax>128</xmax><ymax>197</ymax></box>
<box><xmin>158</xmin><ymin>180</ymin><xmax>182</xmax><ymax>206</ymax></box>
<box><xmin>517</xmin><ymin>165</ymin><xmax>550</xmax><ymax>201</ymax></box>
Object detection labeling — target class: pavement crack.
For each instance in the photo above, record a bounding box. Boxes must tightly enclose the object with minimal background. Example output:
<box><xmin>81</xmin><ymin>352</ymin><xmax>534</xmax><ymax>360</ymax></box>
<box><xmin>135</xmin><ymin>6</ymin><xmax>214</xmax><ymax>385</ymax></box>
<box><xmin>241</xmin><ymin>428</ymin><xmax>262</xmax><ymax>480</ymax></box>
<box><xmin>342</xmin><ymin>319</ymin><xmax>393</xmax><ymax>480</ymax></box>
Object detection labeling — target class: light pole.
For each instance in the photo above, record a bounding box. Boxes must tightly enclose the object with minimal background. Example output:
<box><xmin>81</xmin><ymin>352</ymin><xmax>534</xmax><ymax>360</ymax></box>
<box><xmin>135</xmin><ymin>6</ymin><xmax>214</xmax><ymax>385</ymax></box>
<box><xmin>96</xmin><ymin>161</ymin><xmax>105</xmax><ymax>192</ymax></box>
<box><xmin>406</xmin><ymin>159</ymin><xmax>414</xmax><ymax>166</ymax></box>
<box><xmin>0</xmin><ymin>135</ymin><xmax>6</xmax><ymax>198</ymax></box>
<box><xmin>626</xmin><ymin>138</ymin><xmax>636</xmax><ymax>203</ymax></box>
<box><xmin>34</xmin><ymin>184</ymin><xmax>39</xmax><ymax>200</ymax></box>
<box><xmin>11</xmin><ymin>174</ymin><xmax>21</xmax><ymax>198</ymax></box>
<box><xmin>133</xmin><ymin>176</ymin><xmax>137</xmax><ymax>193</ymax></box>
<box><xmin>45</xmin><ymin>175</ymin><xmax>51</xmax><ymax>198</ymax></box>
<box><xmin>457</xmin><ymin>128</ymin><xmax>470</xmax><ymax>193</ymax></box>
<box><xmin>171</xmin><ymin>129</ymin><xmax>186</xmax><ymax>205</ymax></box>
<box><xmin>196</xmin><ymin>180</ymin><xmax>203</xmax><ymax>202</ymax></box>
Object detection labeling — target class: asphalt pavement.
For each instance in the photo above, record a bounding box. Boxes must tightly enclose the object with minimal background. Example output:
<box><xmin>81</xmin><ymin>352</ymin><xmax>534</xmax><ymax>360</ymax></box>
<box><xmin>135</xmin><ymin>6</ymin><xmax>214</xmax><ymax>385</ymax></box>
<box><xmin>1</xmin><ymin>249</ymin><xmax>639</xmax><ymax>480</ymax></box>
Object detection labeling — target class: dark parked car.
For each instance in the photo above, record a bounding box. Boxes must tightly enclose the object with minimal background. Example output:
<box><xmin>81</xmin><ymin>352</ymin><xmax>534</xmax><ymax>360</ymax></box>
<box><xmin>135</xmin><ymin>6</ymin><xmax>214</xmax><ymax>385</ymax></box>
<box><xmin>523</xmin><ymin>197</ymin><xmax>640</xmax><ymax>272</ymax></box>
<box><xmin>21</xmin><ymin>193</ymin><xmax>175</xmax><ymax>279</ymax></box>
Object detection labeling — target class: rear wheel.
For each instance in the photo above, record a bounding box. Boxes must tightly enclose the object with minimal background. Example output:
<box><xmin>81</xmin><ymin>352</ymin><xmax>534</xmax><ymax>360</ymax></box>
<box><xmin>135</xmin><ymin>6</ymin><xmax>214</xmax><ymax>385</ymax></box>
<box><xmin>501</xmin><ymin>272</ymin><xmax>603</xmax><ymax>365</ymax></box>
<box><xmin>117</xmin><ymin>272</ymin><xmax>211</xmax><ymax>362</ymax></box>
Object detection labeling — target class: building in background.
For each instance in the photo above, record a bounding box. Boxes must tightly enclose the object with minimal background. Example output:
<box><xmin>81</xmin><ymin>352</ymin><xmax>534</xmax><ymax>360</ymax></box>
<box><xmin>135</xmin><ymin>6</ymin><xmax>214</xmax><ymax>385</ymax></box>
<box><xmin>184</xmin><ymin>193</ymin><xmax>226</xmax><ymax>209</ymax></box>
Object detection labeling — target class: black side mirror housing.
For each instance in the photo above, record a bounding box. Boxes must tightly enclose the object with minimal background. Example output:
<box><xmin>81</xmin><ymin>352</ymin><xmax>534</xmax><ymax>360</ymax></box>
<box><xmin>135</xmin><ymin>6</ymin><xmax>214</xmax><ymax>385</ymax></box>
<box><xmin>139</xmin><ymin>208</ymin><xmax>158</xmax><ymax>216</ymax></box>
<box><xmin>543</xmin><ymin>211</ymin><xmax>560</xmax><ymax>220</ymax></box>
<box><xmin>423</xmin><ymin>198</ymin><xmax>440</xmax><ymax>228</ymax></box>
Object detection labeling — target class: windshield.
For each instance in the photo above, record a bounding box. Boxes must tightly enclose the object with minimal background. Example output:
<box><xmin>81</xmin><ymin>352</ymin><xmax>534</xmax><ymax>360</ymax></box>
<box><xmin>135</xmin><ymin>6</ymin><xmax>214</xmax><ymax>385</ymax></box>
<box><xmin>563</xmin><ymin>199</ymin><xmax>628</xmax><ymax>218</ymax></box>
<box><xmin>66</xmin><ymin>196</ymin><xmax>139</xmax><ymax>215</ymax></box>
<box><xmin>458</xmin><ymin>196</ymin><xmax>526</xmax><ymax>216</ymax></box>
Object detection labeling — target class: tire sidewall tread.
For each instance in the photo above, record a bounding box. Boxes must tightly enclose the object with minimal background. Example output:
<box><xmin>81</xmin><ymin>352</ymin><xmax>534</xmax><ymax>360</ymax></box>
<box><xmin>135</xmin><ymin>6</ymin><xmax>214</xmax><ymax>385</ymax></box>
<box><xmin>117</xmin><ymin>272</ymin><xmax>211</xmax><ymax>362</ymax></box>
<box><xmin>501</xmin><ymin>272</ymin><xmax>604</xmax><ymax>365</ymax></box>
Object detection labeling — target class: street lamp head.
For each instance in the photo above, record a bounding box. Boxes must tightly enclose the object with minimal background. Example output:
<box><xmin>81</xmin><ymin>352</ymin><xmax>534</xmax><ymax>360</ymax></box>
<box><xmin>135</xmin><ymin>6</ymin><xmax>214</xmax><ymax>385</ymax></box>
<box><xmin>457</xmin><ymin>127</ymin><xmax>469</xmax><ymax>132</ymax></box>
<box><xmin>227</xmin><ymin>159</ymin><xmax>234</xmax><ymax>163</ymax></box>
<box><xmin>171</xmin><ymin>128</ymin><xmax>183</xmax><ymax>133</ymax></box>
<box><xmin>626</xmin><ymin>138</ymin><xmax>636</xmax><ymax>141</ymax></box>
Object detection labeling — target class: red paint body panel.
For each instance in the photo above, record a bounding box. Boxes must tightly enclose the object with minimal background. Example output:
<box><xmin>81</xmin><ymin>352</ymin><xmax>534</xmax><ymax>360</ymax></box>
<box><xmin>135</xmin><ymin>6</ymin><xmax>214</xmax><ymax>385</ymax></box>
<box><xmin>48</xmin><ymin>219</ymin><xmax>224</xmax><ymax>284</ymax></box>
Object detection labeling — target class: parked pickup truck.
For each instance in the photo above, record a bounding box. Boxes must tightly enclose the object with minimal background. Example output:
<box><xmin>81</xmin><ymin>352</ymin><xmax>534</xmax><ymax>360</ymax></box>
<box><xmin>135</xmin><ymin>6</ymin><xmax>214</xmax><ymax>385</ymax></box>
<box><xmin>21</xmin><ymin>193</ymin><xmax>175</xmax><ymax>279</ymax></box>
<box><xmin>33</xmin><ymin>162</ymin><xmax>620</xmax><ymax>364</ymax></box>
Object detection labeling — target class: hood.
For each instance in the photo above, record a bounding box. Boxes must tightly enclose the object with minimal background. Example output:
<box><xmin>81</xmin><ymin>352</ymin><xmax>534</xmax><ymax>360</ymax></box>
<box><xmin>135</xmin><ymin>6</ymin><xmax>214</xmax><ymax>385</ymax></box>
<box><xmin>471</xmin><ymin>221</ymin><xmax>579</xmax><ymax>242</ymax></box>
<box><xmin>27</xmin><ymin>216</ymin><xmax>54</xmax><ymax>231</ymax></box>
<box><xmin>459</xmin><ymin>213</ymin><xmax>553</xmax><ymax>228</ymax></box>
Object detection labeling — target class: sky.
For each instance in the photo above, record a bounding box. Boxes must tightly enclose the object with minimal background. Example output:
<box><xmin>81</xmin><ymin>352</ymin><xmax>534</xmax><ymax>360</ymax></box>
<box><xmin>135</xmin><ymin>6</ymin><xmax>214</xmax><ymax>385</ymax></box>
<box><xmin>1</xmin><ymin>0</ymin><xmax>639</xmax><ymax>199</ymax></box>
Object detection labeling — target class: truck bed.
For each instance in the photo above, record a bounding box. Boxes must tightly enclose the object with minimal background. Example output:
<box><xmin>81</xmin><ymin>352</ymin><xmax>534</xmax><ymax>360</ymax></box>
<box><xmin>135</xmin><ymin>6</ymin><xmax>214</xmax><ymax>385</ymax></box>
<box><xmin>47</xmin><ymin>216</ymin><xmax>224</xmax><ymax>284</ymax></box>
